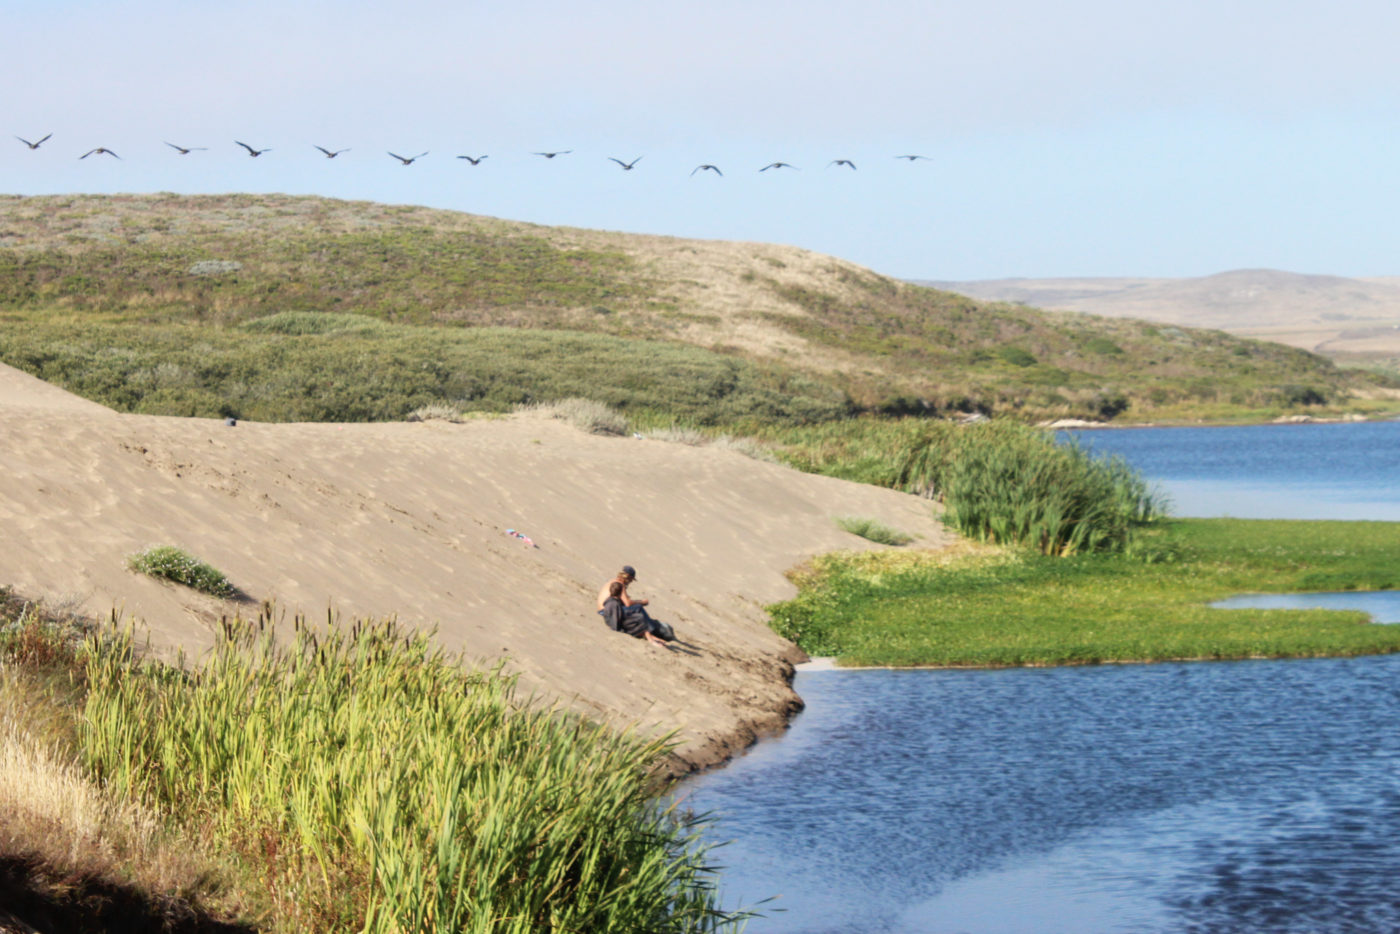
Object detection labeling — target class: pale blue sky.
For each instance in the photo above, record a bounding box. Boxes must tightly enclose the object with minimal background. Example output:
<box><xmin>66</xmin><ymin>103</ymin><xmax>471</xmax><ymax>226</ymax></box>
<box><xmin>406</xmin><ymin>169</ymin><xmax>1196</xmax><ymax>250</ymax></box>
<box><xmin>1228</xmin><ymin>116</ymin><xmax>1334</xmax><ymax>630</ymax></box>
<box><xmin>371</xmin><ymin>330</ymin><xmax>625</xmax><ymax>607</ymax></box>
<box><xmin>5</xmin><ymin>0</ymin><xmax>1398</xmax><ymax>279</ymax></box>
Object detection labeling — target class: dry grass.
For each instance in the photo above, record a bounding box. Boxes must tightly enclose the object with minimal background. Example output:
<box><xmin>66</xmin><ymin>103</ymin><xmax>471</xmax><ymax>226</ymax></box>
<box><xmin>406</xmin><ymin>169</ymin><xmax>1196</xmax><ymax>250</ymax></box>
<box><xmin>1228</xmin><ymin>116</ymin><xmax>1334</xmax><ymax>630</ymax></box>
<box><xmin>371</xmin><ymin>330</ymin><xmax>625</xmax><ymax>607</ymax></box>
<box><xmin>0</xmin><ymin>593</ymin><xmax>250</xmax><ymax>929</ymax></box>
<box><xmin>517</xmin><ymin>397</ymin><xmax>631</xmax><ymax>434</ymax></box>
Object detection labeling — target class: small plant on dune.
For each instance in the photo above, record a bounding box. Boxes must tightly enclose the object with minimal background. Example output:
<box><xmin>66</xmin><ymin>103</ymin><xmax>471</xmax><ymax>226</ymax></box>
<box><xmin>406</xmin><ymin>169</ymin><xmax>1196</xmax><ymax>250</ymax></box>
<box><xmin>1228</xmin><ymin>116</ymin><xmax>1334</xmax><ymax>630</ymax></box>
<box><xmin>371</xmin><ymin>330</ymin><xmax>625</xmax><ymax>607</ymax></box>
<box><xmin>835</xmin><ymin>517</ymin><xmax>915</xmax><ymax>546</ymax></box>
<box><xmin>521</xmin><ymin>397</ymin><xmax>630</xmax><ymax>435</ymax></box>
<box><xmin>126</xmin><ymin>546</ymin><xmax>235</xmax><ymax>598</ymax></box>
<box><xmin>406</xmin><ymin>402</ymin><xmax>464</xmax><ymax>422</ymax></box>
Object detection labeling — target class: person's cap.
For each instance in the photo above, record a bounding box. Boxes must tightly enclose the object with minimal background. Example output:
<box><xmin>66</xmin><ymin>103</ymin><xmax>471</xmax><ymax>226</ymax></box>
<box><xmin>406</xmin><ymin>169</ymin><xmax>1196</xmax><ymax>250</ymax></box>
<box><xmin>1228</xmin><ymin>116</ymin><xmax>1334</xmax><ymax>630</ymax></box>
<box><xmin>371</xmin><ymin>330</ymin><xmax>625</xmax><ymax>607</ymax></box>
<box><xmin>622</xmin><ymin>565</ymin><xmax>637</xmax><ymax>579</ymax></box>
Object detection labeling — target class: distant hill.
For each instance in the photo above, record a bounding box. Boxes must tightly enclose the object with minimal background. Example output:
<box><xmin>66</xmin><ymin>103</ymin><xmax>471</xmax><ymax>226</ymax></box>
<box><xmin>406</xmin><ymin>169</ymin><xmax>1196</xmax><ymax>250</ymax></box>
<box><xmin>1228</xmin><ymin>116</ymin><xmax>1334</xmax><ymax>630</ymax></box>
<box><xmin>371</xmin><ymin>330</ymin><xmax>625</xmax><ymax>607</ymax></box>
<box><xmin>1</xmin><ymin>194</ymin><xmax>1396</xmax><ymax>423</ymax></box>
<box><xmin>920</xmin><ymin>269</ymin><xmax>1400</xmax><ymax>361</ymax></box>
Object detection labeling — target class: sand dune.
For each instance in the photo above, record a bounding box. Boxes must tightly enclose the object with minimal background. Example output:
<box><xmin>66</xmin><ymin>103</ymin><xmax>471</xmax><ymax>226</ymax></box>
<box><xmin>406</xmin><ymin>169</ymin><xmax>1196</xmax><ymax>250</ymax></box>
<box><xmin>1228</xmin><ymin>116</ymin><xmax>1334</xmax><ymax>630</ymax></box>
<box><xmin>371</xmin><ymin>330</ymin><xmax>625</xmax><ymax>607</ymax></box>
<box><xmin>1</xmin><ymin>363</ymin><xmax>952</xmax><ymax>770</ymax></box>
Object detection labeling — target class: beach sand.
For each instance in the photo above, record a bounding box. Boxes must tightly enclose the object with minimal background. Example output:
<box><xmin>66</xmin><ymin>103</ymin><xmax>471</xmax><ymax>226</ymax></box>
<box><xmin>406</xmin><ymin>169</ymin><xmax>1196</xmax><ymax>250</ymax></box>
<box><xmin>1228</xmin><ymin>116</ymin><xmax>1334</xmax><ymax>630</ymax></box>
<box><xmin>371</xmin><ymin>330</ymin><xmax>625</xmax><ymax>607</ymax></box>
<box><xmin>0</xmin><ymin>363</ymin><xmax>952</xmax><ymax>771</ymax></box>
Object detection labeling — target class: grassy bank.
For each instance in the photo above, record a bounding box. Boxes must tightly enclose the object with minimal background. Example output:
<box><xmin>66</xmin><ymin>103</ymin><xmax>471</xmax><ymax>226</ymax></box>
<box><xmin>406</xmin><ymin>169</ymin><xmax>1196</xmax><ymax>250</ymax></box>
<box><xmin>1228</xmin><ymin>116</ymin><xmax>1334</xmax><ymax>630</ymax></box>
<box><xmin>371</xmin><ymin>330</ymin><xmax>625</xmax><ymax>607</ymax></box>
<box><xmin>769</xmin><ymin>519</ymin><xmax>1400</xmax><ymax>667</ymax></box>
<box><xmin>0</xmin><ymin>596</ymin><xmax>747</xmax><ymax>933</ymax></box>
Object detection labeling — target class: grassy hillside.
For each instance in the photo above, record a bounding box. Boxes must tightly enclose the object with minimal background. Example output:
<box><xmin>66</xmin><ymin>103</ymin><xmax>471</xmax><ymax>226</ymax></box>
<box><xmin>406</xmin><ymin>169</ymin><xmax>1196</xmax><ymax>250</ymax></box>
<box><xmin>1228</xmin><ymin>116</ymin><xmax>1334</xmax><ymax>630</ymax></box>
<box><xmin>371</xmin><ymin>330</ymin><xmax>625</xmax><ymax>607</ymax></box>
<box><xmin>2</xmin><ymin>192</ymin><xmax>1396</xmax><ymax>424</ymax></box>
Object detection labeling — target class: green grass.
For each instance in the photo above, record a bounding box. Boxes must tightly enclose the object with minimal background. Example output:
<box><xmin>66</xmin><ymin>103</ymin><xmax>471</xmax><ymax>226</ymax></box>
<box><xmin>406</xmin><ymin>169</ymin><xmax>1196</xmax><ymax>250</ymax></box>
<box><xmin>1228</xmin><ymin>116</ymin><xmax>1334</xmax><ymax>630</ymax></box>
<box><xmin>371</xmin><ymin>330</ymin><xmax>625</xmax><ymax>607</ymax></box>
<box><xmin>835</xmin><ymin>517</ymin><xmax>914</xmax><ymax>546</ymax></box>
<box><xmin>126</xmin><ymin>545</ymin><xmax>236</xmax><ymax>598</ymax></box>
<box><xmin>768</xmin><ymin>519</ymin><xmax>1400</xmax><ymax>667</ymax></box>
<box><xmin>80</xmin><ymin>613</ymin><xmax>748</xmax><ymax>933</ymax></box>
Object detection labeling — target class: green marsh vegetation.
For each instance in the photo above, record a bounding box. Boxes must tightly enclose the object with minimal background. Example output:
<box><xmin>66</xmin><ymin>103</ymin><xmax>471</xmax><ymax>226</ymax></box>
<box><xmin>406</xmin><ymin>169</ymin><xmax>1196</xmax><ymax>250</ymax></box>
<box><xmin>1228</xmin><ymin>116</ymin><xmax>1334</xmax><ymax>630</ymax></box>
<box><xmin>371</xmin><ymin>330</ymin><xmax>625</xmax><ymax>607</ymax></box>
<box><xmin>769</xmin><ymin>519</ymin><xmax>1400</xmax><ymax>667</ymax></box>
<box><xmin>0</xmin><ymin>598</ymin><xmax>746</xmax><ymax>932</ymax></box>
<box><xmin>768</xmin><ymin>419</ymin><xmax>1166</xmax><ymax>555</ymax></box>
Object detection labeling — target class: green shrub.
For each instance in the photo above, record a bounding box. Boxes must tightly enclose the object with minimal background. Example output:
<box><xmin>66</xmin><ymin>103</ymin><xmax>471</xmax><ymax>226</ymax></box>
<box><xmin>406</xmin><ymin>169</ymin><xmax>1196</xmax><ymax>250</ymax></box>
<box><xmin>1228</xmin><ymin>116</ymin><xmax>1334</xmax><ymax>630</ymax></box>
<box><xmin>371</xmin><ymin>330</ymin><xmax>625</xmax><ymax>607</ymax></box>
<box><xmin>126</xmin><ymin>546</ymin><xmax>235</xmax><ymax>598</ymax></box>
<box><xmin>1084</xmin><ymin>337</ymin><xmax>1123</xmax><ymax>356</ymax></box>
<box><xmin>997</xmin><ymin>346</ymin><xmax>1038</xmax><ymax>367</ymax></box>
<box><xmin>835</xmin><ymin>517</ymin><xmax>914</xmax><ymax>546</ymax></box>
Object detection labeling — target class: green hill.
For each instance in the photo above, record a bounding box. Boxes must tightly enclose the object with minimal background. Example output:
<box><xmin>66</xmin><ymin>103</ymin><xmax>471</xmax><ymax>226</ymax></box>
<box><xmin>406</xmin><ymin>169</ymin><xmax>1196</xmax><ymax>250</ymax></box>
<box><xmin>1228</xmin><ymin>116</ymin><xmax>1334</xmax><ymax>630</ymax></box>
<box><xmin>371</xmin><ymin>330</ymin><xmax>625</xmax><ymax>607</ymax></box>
<box><xmin>1</xmin><ymin>192</ymin><xmax>1395</xmax><ymax>425</ymax></box>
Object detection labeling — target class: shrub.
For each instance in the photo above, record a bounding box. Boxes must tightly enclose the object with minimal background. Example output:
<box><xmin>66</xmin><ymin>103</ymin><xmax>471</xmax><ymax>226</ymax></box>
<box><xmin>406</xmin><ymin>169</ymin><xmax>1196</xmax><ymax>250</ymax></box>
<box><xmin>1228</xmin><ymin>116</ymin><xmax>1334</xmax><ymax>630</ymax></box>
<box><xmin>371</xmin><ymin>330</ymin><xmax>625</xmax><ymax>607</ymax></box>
<box><xmin>126</xmin><ymin>546</ymin><xmax>235</xmax><ymax>598</ymax></box>
<box><xmin>997</xmin><ymin>346</ymin><xmax>1037</xmax><ymax>367</ymax></box>
<box><xmin>835</xmin><ymin>517</ymin><xmax>914</xmax><ymax>546</ymax></box>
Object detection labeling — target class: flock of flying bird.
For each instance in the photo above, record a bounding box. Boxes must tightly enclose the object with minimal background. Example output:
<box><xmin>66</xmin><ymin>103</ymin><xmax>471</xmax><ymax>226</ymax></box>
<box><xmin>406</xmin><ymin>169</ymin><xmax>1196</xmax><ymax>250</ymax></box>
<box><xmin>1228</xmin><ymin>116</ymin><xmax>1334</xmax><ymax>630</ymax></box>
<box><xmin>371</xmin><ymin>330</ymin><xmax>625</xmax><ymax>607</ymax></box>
<box><xmin>13</xmin><ymin>133</ymin><xmax>934</xmax><ymax>175</ymax></box>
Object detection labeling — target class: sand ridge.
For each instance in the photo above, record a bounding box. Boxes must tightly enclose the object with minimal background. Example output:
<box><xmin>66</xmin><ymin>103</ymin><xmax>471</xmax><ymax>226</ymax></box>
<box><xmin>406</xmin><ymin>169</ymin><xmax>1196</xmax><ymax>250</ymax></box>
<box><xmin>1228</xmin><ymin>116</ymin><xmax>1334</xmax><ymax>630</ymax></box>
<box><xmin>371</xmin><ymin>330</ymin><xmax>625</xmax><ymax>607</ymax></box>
<box><xmin>0</xmin><ymin>362</ymin><xmax>953</xmax><ymax>770</ymax></box>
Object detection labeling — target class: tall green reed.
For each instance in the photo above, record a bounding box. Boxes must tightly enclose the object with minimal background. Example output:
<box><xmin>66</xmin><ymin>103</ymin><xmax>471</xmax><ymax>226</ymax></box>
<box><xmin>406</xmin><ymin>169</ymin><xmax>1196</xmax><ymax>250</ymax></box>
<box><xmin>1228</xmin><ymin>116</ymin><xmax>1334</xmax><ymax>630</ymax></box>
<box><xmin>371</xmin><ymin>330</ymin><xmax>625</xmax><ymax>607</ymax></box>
<box><xmin>765</xmin><ymin>419</ymin><xmax>1165</xmax><ymax>554</ymax></box>
<box><xmin>80</xmin><ymin>612</ymin><xmax>744</xmax><ymax>933</ymax></box>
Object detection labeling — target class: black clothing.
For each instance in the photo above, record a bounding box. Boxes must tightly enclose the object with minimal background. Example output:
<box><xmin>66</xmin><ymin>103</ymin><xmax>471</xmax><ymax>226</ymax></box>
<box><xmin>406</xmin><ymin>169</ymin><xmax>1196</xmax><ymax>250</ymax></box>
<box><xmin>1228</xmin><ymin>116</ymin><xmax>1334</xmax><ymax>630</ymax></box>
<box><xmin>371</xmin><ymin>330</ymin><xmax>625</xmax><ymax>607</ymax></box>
<box><xmin>600</xmin><ymin>597</ymin><xmax>650</xmax><ymax>637</ymax></box>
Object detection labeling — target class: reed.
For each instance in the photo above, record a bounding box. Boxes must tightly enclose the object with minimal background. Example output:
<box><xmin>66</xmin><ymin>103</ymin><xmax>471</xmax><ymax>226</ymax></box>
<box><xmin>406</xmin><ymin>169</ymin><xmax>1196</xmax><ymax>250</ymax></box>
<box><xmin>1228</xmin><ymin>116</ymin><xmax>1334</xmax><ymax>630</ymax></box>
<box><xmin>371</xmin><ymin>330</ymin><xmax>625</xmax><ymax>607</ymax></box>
<box><xmin>79</xmin><ymin>612</ymin><xmax>744</xmax><ymax>933</ymax></box>
<box><xmin>767</xmin><ymin>419</ymin><xmax>1166</xmax><ymax>554</ymax></box>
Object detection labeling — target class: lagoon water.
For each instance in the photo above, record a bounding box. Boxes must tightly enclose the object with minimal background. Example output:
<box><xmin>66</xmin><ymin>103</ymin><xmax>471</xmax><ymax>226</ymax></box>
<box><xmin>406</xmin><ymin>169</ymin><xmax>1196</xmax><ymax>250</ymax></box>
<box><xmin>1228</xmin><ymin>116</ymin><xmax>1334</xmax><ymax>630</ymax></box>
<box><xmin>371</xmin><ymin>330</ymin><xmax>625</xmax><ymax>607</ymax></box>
<box><xmin>682</xmin><ymin>422</ymin><xmax>1400</xmax><ymax>933</ymax></box>
<box><xmin>1063</xmin><ymin>420</ymin><xmax>1400</xmax><ymax>520</ymax></box>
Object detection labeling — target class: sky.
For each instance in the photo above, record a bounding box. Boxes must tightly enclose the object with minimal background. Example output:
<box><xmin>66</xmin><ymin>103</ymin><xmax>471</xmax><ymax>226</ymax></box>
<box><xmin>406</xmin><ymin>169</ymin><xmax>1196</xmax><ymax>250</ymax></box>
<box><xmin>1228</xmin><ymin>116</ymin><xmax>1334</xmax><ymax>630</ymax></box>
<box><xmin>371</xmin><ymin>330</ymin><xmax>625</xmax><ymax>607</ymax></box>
<box><xmin>5</xmin><ymin>0</ymin><xmax>1400</xmax><ymax>280</ymax></box>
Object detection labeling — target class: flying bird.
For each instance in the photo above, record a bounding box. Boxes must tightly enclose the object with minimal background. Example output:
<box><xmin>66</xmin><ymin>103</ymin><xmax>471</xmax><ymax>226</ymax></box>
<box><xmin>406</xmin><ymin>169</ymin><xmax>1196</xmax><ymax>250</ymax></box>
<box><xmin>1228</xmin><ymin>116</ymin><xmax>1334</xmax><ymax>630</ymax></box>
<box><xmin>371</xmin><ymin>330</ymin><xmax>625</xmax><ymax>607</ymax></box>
<box><xmin>829</xmin><ymin>159</ymin><xmax>857</xmax><ymax>170</ymax></box>
<box><xmin>895</xmin><ymin>154</ymin><xmax>931</xmax><ymax>161</ymax></box>
<box><xmin>533</xmin><ymin>150</ymin><xmax>571</xmax><ymax>159</ymax></box>
<box><xmin>15</xmin><ymin>134</ymin><xmax>51</xmax><ymax>150</ymax></box>
<box><xmin>80</xmin><ymin>147</ymin><xmax>120</xmax><ymax>160</ymax></box>
<box><xmin>691</xmin><ymin>164</ymin><xmax>723</xmax><ymax>176</ymax></box>
<box><xmin>456</xmin><ymin>155</ymin><xmax>488</xmax><ymax>165</ymax></box>
<box><xmin>608</xmin><ymin>156</ymin><xmax>642</xmax><ymax>171</ymax></box>
<box><xmin>165</xmin><ymin>142</ymin><xmax>206</xmax><ymax>155</ymax></box>
<box><xmin>236</xmin><ymin>141</ymin><xmax>271</xmax><ymax>157</ymax></box>
<box><xmin>759</xmin><ymin>162</ymin><xmax>798</xmax><ymax>172</ymax></box>
<box><xmin>388</xmin><ymin>151</ymin><xmax>427</xmax><ymax>165</ymax></box>
<box><xmin>315</xmin><ymin>145</ymin><xmax>350</xmax><ymax>158</ymax></box>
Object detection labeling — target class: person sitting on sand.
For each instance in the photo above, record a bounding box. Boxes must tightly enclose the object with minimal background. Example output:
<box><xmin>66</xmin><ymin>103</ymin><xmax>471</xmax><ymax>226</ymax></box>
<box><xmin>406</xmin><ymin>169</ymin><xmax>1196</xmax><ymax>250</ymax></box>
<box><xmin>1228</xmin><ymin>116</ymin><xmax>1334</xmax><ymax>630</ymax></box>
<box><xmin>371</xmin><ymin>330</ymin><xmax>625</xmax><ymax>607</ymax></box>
<box><xmin>597</xmin><ymin>565</ymin><xmax>648</xmax><ymax>615</ymax></box>
<box><xmin>599</xmin><ymin>580</ymin><xmax>668</xmax><ymax>647</ymax></box>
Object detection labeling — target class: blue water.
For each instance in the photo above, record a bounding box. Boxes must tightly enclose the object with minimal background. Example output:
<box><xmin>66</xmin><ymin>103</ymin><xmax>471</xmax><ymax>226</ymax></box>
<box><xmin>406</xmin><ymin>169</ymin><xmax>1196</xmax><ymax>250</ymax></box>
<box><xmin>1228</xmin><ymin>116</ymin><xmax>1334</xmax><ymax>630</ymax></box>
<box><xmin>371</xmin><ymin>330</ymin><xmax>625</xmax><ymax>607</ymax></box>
<box><xmin>1213</xmin><ymin>590</ymin><xmax>1400</xmax><ymax>623</ymax></box>
<box><xmin>686</xmin><ymin>659</ymin><xmax>1400</xmax><ymax>933</ymax></box>
<box><xmin>1063</xmin><ymin>420</ymin><xmax>1400</xmax><ymax>520</ymax></box>
<box><xmin>683</xmin><ymin>422</ymin><xmax>1400</xmax><ymax>933</ymax></box>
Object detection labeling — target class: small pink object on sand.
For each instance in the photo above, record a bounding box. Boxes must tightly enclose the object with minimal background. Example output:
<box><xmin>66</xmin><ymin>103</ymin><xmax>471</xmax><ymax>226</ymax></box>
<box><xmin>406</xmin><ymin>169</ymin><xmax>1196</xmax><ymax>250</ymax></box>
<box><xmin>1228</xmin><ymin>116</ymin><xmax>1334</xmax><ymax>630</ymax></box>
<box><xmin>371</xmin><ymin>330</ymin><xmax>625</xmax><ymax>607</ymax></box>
<box><xmin>504</xmin><ymin>528</ymin><xmax>538</xmax><ymax>548</ymax></box>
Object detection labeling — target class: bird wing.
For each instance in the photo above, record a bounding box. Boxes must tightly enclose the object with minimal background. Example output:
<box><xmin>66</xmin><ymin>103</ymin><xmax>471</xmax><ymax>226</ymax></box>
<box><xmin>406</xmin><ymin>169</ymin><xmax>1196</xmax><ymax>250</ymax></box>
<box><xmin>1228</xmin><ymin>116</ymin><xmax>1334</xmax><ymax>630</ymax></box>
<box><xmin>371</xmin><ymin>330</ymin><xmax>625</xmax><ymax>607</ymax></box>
<box><xmin>609</xmin><ymin>157</ymin><xmax>626</xmax><ymax>167</ymax></box>
<box><xmin>388</xmin><ymin>152</ymin><xmax>405</xmax><ymax>161</ymax></box>
<box><xmin>236</xmin><ymin>141</ymin><xmax>255</xmax><ymax>153</ymax></box>
<box><xmin>80</xmin><ymin>149</ymin><xmax>95</xmax><ymax>159</ymax></box>
<box><xmin>37</xmin><ymin>133</ymin><xmax>51</xmax><ymax>145</ymax></box>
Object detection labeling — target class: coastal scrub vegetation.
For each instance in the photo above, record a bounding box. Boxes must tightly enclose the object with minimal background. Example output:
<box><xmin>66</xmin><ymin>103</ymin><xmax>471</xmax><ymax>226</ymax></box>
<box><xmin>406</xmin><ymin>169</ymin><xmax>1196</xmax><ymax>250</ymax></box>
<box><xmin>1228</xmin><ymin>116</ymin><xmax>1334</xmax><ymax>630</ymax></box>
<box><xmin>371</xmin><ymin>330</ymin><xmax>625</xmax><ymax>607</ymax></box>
<box><xmin>769</xmin><ymin>519</ymin><xmax>1400</xmax><ymax>667</ymax></box>
<box><xmin>0</xmin><ymin>595</ymin><xmax>748</xmax><ymax>932</ymax></box>
<box><xmin>2</xmin><ymin>193</ymin><xmax>1395</xmax><ymax>426</ymax></box>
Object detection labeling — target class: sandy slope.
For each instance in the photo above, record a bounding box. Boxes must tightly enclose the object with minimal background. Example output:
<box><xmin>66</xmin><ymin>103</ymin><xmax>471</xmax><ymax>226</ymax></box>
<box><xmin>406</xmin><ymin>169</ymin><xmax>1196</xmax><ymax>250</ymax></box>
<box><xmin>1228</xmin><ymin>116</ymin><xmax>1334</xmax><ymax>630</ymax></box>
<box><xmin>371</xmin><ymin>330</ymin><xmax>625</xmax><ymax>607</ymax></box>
<box><xmin>0</xmin><ymin>363</ymin><xmax>952</xmax><ymax>771</ymax></box>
